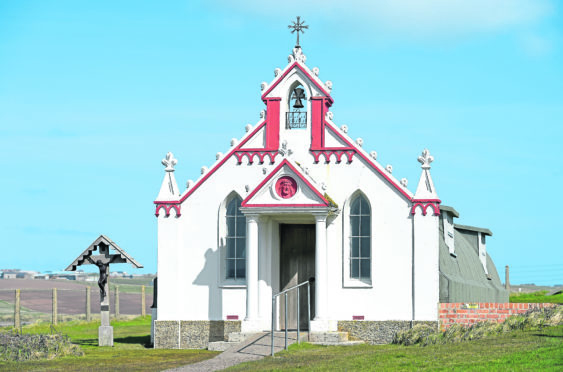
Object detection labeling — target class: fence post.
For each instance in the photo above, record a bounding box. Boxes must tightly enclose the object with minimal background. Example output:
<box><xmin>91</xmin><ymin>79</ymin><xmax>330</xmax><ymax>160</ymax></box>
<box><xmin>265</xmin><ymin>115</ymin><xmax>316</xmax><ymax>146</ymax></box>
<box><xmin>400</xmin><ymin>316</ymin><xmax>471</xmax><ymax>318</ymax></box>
<box><xmin>52</xmin><ymin>288</ymin><xmax>58</xmax><ymax>325</ymax></box>
<box><xmin>86</xmin><ymin>287</ymin><xmax>91</xmax><ymax>322</ymax></box>
<box><xmin>14</xmin><ymin>289</ymin><xmax>21</xmax><ymax>331</ymax></box>
<box><xmin>141</xmin><ymin>285</ymin><xmax>146</xmax><ymax>317</ymax></box>
<box><xmin>505</xmin><ymin>265</ymin><xmax>510</xmax><ymax>292</ymax></box>
<box><xmin>115</xmin><ymin>286</ymin><xmax>120</xmax><ymax>318</ymax></box>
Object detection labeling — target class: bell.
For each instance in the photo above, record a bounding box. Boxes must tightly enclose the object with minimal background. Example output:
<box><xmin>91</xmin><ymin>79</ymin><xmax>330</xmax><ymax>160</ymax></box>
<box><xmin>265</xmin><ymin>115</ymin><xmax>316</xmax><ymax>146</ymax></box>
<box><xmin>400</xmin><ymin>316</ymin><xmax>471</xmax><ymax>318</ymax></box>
<box><xmin>292</xmin><ymin>87</ymin><xmax>305</xmax><ymax>109</ymax></box>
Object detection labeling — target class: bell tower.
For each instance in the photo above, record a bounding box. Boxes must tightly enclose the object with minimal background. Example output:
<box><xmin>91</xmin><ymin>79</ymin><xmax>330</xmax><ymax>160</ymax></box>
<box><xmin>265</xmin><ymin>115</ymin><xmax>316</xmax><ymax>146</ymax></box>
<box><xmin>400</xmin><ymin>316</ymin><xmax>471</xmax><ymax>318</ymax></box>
<box><xmin>259</xmin><ymin>18</ymin><xmax>334</xmax><ymax>160</ymax></box>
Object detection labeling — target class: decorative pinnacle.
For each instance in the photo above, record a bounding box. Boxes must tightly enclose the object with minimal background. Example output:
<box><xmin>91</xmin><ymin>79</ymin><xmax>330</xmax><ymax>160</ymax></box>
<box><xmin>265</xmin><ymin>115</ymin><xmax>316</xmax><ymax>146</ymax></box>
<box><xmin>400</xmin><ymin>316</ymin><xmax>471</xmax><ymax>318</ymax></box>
<box><xmin>288</xmin><ymin>16</ymin><xmax>308</xmax><ymax>48</ymax></box>
<box><xmin>418</xmin><ymin>149</ymin><xmax>434</xmax><ymax>169</ymax></box>
<box><xmin>162</xmin><ymin>152</ymin><xmax>177</xmax><ymax>172</ymax></box>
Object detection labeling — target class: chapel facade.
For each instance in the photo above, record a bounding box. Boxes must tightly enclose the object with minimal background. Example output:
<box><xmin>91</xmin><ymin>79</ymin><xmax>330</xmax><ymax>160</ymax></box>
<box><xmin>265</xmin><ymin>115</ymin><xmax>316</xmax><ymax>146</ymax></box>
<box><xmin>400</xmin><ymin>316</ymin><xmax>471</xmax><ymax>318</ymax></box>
<box><xmin>152</xmin><ymin>44</ymin><xmax>507</xmax><ymax>349</ymax></box>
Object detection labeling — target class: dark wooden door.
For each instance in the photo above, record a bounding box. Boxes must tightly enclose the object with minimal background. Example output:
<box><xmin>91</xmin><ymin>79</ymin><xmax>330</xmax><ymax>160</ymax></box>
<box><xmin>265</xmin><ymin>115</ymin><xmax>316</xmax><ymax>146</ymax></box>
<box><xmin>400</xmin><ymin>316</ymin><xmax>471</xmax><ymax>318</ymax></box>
<box><xmin>279</xmin><ymin>224</ymin><xmax>315</xmax><ymax>330</ymax></box>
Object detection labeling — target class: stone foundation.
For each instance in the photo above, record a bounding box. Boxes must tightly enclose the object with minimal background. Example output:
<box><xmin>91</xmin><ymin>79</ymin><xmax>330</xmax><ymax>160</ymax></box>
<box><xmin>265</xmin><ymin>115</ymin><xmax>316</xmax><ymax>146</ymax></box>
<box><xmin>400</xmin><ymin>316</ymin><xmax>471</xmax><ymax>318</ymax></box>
<box><xmin>154</xmin><ymin>320</ymin><xmax>241</xmax><ymax>349</ymax></box>
<box><xmin>338</xmin><ymin>320</ymin><xmax>438</xmax><ymax>344</ymax></box>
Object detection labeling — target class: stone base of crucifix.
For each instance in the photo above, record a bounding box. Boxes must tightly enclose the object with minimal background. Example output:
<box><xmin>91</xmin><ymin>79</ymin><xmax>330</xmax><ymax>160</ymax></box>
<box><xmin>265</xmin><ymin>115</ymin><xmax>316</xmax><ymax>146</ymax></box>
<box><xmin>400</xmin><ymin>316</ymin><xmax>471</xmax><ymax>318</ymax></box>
<box><xmin>98</xmin><ymin>281</ymin><xmax>113</xmax><ymax>346</ymax></box>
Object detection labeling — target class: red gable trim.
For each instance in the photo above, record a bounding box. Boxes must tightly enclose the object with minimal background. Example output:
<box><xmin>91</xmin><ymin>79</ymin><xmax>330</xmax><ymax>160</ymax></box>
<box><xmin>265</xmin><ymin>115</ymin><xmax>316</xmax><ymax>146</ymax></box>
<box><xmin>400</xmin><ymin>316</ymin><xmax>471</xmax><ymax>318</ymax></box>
<box><xmin>154</xmin><ymin>120</ymin><xmax>267</xmax><ymax>206</ymax></box>
<box><xmin>322</xmin><ymin>122</ymin><xmax>413</xmax><ymax>201</ymax></box>
<box><xmin>241</xmin><ymin>159</ymin><xmax>330</xmax><ymax>207</ymax></box>
<box><xmin>261</xmin><ymin>62</ymin><xmax>334</xmax><ymax>105</ymax></box>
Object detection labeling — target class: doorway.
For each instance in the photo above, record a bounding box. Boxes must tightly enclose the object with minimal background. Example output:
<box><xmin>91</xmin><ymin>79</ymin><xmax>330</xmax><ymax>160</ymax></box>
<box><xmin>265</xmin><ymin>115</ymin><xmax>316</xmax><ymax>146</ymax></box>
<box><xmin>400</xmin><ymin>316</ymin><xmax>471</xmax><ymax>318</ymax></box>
<box><xmin>279</xmin><ymin>224</ymin><xmax>315</xmax><ymax>330</ymax></box>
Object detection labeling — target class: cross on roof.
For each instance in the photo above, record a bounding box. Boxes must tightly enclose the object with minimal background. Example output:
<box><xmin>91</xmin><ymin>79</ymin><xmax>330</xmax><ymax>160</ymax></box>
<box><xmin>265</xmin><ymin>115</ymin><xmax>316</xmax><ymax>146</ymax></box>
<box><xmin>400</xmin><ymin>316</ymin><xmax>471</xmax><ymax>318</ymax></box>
<box><xmin>288</xmin><ymin>16</ymin><xmax>308</xmax><ymax>48</ymax></box>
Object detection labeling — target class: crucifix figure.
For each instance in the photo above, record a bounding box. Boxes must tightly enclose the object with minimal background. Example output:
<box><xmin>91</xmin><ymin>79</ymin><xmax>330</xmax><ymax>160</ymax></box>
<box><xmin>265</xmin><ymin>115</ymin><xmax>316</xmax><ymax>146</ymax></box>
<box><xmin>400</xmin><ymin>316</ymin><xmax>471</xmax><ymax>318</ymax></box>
<box><xmin>288</xmin><ymin>16</ymin><xmax>308</xmax><ymax>48</ymax></box>
<box><xmin>65</xmin><ymin>235</ymin><xmax>143</xmax><ymax>347</ymax></box>
<box><xmin>86</xmin><ymin>254</ymin><xmax>123</xmax><ymax>297</ymax></box>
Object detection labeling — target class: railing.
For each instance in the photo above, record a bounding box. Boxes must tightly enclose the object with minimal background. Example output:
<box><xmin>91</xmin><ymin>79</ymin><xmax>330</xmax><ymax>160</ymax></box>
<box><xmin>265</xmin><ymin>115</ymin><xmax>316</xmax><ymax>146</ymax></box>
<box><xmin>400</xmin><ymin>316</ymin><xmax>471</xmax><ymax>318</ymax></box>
<box><xmin>271</xmin><ymin>279</ymin><xmax>313</xmax><ymax>356</ymax></box>
<box><xmin>286</xmin><ymin>111</ymin><xmax>307</xmax><ymax>129</ymax></box>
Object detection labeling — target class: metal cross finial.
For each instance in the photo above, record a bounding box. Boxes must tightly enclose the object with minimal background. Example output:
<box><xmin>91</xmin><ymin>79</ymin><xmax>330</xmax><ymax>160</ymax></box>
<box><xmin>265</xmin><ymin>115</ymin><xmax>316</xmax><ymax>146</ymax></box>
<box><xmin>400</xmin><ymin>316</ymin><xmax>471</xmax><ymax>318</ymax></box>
<box><xmin>288</xmin><ymin>16</ymin><xmax>308</xmax><ymax>48</ymax></box>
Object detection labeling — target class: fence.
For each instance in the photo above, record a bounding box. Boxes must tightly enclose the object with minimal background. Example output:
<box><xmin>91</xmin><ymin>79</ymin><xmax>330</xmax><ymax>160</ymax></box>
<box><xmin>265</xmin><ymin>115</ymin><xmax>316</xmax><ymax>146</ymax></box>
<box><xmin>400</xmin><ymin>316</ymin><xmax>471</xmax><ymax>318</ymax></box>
<box><xmin>0</xmin><ymin>285</ymin><xmax>151</xmax><ymax>329</ymax></box>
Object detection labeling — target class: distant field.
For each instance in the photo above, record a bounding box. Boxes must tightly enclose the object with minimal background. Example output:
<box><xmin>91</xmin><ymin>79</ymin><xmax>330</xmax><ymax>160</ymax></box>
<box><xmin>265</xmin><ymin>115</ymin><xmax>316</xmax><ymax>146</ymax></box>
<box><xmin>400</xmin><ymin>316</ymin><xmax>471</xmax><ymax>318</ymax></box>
<box><xmin>0</xmin><ymin>279</ymin><xmax>152</xmax><ymax>323</ymax></box>
<box><xmin>510</xmin><ymin>290</ymin><xmax>563</xmax><ymax>304</ymax></box>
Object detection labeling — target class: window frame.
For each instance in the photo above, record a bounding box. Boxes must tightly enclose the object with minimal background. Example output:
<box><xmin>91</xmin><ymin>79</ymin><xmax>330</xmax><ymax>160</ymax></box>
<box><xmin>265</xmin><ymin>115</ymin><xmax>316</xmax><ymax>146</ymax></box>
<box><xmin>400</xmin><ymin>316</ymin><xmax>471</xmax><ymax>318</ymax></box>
<box><xmin>343</xmin><ymin>192</ymin><xmax>373</xmax><ymax>288</ymax></box>
<box><xmin>218</xmin><ymin>193</ymin><xmax>247</xmax><ymax>287</ymax></box>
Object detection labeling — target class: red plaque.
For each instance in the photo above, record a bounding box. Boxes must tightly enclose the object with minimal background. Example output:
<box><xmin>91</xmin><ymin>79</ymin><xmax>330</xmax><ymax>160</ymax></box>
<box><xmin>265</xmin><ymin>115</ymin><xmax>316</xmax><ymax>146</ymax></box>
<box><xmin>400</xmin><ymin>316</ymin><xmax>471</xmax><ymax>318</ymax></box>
<box><xmin>275</xmin><ymin>176</ymin><xmax>297</xmax><ymax>199</ymax></box>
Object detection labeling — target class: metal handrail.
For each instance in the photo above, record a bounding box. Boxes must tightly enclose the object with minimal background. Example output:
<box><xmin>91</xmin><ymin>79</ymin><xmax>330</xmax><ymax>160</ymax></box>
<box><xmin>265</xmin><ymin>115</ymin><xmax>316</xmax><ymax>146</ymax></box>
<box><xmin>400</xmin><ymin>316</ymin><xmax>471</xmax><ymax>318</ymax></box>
<box><xmin>271</xmin><ymin>279</ymin><xmax>312</xmax><ymax>356</ymax></box>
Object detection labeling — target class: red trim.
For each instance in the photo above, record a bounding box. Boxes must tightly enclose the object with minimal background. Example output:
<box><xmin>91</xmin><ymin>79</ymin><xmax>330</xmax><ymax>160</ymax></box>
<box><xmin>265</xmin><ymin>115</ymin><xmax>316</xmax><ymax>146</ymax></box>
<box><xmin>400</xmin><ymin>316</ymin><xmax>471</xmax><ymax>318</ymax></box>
<box><xmin>411</xmin><ymin>200</ymin><xmax>441</xmax><ymax>216</ymax></box>
<box><xmin>242</xmin><ymin>204</ymin><xmax>328</xmax><ymax>208</ymax></box>
<box><xmin>226</xmin><ymin>315</ymin><xmax>239</xmax><ymax>320</ymax></box>
<box><xmin>241</xmin><ymin>159</ymin><xmax>329</xmax><ymax>207</ymax></box>
<box><xmin>310</xmin><ymin>149</ymin><xmax>356</xmax><ymax>163</ymax></box>
<box><xmin>261</xmin><ymin>62</ymin><xmax>334</xmax><ymax>105</ymax></box>
<box><xmin>321</xmin><ymin>121</ymin><xmax>413</xmax><ymax>201</ymax></box>
<box><xmin>155</xmin><ymin>203</ymin><xmax>181</xmax><ymax>217</ymax></box>
<box><xmin>352</xmin><ymin>315</ymin><xmax>365</xmax><ymax>320</ymax></box>
<box><xmin>237</xmin><ymin>120</ymin><xmax>267</xmax><ymax>148</ymax></box>
<box><xmin>234</xmin><ymin>150</ymin><xmax>278</xmax><ymax>164</ymax></box>
<box><xmin>311</xmin><ymin>98</ymin><xmax>325</xmax><ymax>149</ymax></box>
<box><xmin>153</xmin><ymin>120</ymin><xmax>268</xmax><ymax>209</ymax></box>
<box><xmin>265</xmin><ymin>98</ymin><xmax>280</xmax><ymax>150</ymax></box>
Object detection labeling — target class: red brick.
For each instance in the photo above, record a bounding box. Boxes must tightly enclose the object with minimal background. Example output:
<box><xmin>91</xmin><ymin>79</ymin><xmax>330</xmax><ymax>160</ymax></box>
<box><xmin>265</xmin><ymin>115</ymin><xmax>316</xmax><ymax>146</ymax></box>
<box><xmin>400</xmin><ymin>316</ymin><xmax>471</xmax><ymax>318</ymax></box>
<box><xmin>487</xmin><ymin>314</ymin><xmax>499</xmax><ymax>319</ymax></box>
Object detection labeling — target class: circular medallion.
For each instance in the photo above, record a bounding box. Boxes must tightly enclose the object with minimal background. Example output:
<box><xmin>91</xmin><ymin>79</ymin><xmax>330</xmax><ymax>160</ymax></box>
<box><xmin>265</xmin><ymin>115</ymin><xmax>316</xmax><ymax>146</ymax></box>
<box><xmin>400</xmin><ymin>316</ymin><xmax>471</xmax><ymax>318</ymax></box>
<box><xmin>275</xmin><ymin>176</ymin><xmax>297</xmax><ymax>199</ymax></box>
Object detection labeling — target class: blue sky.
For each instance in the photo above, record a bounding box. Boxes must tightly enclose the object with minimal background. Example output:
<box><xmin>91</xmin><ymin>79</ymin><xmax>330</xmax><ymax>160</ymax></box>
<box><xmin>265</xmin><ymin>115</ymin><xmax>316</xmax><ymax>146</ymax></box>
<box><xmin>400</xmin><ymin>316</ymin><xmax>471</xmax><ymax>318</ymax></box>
<box><xmin>0</xmin><ymin>1</ymin><xmax>561</xmax><ymax>285</ymax></box>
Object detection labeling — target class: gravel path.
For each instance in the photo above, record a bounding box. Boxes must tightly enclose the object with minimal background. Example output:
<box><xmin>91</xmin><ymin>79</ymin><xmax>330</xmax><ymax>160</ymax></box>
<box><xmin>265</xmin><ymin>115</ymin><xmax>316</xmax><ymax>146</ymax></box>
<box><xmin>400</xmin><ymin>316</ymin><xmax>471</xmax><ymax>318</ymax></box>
<box><xmin>166</xmin><ymin>332</ymin><xmax>303</xmax><ymax>372</ymax></box>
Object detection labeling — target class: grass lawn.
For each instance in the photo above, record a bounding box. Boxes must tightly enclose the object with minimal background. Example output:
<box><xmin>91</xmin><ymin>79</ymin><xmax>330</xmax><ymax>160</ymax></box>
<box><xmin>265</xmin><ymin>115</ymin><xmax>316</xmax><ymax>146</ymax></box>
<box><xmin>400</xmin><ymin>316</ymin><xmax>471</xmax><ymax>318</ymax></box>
<box><xmin>0</xmin><ymin>316</ymin><xmax>218</xmax><ymax>371</ymax></box>
<box><xmin>227</xmin><ymin>325</ymin><xmax>563</xmax><ymax>371</ymax></box>
<box><xmin>510</xmin><ymin>290</ymin><xmax>563</xmax><ymax>304</ymax></box>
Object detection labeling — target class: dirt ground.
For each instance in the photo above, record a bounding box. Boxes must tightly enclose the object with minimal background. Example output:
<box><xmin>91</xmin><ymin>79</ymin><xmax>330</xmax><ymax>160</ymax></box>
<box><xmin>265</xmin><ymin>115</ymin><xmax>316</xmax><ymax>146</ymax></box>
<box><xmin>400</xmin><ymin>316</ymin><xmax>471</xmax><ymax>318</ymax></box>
<box><xmin>0</xmin><ymin>279</ymin><xmax>152</xmax><ymax>316</ymax></box>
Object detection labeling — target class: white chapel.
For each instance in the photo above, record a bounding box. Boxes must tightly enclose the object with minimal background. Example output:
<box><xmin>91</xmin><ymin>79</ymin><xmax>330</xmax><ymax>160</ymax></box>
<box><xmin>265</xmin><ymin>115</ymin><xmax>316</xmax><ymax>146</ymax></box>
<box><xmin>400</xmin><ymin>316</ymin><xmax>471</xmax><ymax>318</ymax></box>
<box><xmin>152</xmin><ymin>32</ymin><xmax>507</xmax><ymax>348</ymax></box>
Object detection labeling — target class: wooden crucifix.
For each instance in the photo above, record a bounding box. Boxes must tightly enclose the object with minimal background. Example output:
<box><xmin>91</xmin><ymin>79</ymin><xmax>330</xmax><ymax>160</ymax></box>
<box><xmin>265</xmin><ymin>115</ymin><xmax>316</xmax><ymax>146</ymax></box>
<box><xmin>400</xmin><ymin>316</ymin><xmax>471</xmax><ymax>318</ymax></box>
<box><xmin>66</xmin><ymin>235</ymin><xmax>143</xmax><ymax>346</ymax></box>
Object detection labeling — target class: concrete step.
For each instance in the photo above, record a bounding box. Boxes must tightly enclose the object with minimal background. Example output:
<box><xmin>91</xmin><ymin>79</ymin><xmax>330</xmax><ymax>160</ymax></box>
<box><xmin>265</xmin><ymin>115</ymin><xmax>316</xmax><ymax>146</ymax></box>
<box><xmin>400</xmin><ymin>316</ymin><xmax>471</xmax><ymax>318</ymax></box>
<box><xmin>227</xmin><ymin>332</ymin><xmax>257</xmax><ymax>343</ymax></box>
<box><xmin>310</xmin><ymin>340</ymin><xmax>365</xmax><ymax>346</ymax></box>
<box><xmin>309</xmin><ymin>331</ymin><xmax>349</xmax><ymax>343</ymax></box>
<box><xmin>207</xmin><ymin>341</ymin><xmax>237</xmax><ymax>351</ymax></box>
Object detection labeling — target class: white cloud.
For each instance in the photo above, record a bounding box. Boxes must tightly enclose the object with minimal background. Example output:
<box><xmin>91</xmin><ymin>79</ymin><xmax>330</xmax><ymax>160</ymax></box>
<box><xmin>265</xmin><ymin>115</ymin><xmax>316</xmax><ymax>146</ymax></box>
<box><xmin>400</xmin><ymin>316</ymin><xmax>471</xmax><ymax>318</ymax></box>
<box><xmin>218</xmin><ymin>0</ymin><xmax>554</xmax><ymax>39</ymax></box>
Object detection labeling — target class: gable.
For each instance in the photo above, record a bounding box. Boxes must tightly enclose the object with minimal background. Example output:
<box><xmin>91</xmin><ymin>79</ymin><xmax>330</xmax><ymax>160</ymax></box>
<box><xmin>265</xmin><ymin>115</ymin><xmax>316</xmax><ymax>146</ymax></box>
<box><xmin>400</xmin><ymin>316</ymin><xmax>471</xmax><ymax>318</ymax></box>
<box><xmin>242</xmin><ymin>159</ymin><xmax>329</xmax><ymax>207</ymax></box>
<box><xmin>261</xmin><ymin>61</ymin><xmax>333</xmax><ymax>104</ymax></box>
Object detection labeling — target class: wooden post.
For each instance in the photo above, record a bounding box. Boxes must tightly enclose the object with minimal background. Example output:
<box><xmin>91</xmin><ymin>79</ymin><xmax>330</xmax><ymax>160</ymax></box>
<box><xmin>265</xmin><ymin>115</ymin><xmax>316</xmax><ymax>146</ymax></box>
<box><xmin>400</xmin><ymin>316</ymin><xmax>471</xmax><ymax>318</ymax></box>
<box><xmin>52</xmin><ymin>288</ymin><xmax>58</xmax><ymax>325</ymax></box>
<box><xmin>115</xmin><ymin>286</ymin><xmax>120</xmax><ymax>318</ymax></box>
<box><xmin>505</xmin><ymin>265</ymin><xmax>510</xmax><ymax>292</ymax></box>
<box><xmin>141</xmin><ymin>285</ymin><xmax>146</xmax><ymax>317</ymax></box>
<box><xmin>14</xmin><ymin>289</ymin><xmax>21</xmax><ymax>331</ymax></box>
<box><xmin>86</xmin><ymin>287</ymin><xmax>91</xmax><ymax>322</ymax></box>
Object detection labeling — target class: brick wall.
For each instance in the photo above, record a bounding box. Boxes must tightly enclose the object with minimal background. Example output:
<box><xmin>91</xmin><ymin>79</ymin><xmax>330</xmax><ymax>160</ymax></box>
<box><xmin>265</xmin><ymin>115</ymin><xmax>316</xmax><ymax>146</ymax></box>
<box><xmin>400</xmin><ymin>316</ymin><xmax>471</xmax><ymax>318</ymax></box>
<box><xmin>439</xmin><ymin>303</ymin><xmax>556</xmax><ymax>330</ymax></box>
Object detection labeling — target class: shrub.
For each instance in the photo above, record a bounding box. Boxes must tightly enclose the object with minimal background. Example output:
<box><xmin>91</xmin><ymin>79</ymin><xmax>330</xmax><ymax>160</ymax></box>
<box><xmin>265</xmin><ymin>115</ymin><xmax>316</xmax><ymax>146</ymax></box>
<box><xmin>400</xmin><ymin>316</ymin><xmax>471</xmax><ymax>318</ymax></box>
<box><xmin>0</xmin><ymin>329</ymin><xmax>83</xmax><ymax>361</ymax></box>
<box><xmin>392</xmin><ymin>305</ymin><xmax>563</xmax><ymax>347</ymax></box>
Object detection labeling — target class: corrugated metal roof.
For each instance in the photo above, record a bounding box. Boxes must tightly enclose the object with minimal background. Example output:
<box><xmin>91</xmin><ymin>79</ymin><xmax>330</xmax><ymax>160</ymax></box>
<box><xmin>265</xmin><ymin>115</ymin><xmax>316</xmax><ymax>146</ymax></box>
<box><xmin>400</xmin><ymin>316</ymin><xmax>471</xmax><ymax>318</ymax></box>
<box><xmin>439</xmin><ymin>216</ymin><xmax>508</xmax><ymax>303</ymax></box>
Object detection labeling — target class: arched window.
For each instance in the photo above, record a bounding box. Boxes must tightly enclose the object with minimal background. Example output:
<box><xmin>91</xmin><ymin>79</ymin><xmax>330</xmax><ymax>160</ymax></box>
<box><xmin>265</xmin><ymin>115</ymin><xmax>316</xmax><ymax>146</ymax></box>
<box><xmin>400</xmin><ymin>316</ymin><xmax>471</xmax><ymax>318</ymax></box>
<box><xmin>349</xmin><ymin>195</ymin><xmax>371</xmax><ymax>280</ymax></box>
<box><xmin>226</xmin><ymin>196</ymin><xmax>246</xmax><ymax>280</ymax></box>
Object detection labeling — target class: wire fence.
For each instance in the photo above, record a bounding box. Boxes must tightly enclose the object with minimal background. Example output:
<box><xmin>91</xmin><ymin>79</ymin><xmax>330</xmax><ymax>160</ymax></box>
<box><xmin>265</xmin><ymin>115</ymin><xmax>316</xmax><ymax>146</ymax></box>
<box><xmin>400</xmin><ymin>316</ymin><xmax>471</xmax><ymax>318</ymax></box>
<box><xmin>0</xmin><ymin>286</ymin><xmax>151</xmax><ymax>328</ymax></box>
<box><xmin>505</xmin><ymin>263</ymin><xmax>563</xmax><ymax>289</ymax></box>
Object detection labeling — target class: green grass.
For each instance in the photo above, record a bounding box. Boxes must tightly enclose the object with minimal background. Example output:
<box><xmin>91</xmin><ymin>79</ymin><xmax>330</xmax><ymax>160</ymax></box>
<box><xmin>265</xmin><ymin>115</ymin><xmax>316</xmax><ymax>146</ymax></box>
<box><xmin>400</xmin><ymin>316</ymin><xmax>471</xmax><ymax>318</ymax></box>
<box><xmin>0</xmin><ymin>317</ymin><xmax>218</xmax><ymax>371</ymax></box>
<box><xmin>226</xmin><ymin>326</ymin><xmax>563</xmax><ymax>371</ymax></box>
<box><xmin>510</xmin><ymin>290</ymin><xmax>563</xmax><ymax>304</ymax></box>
